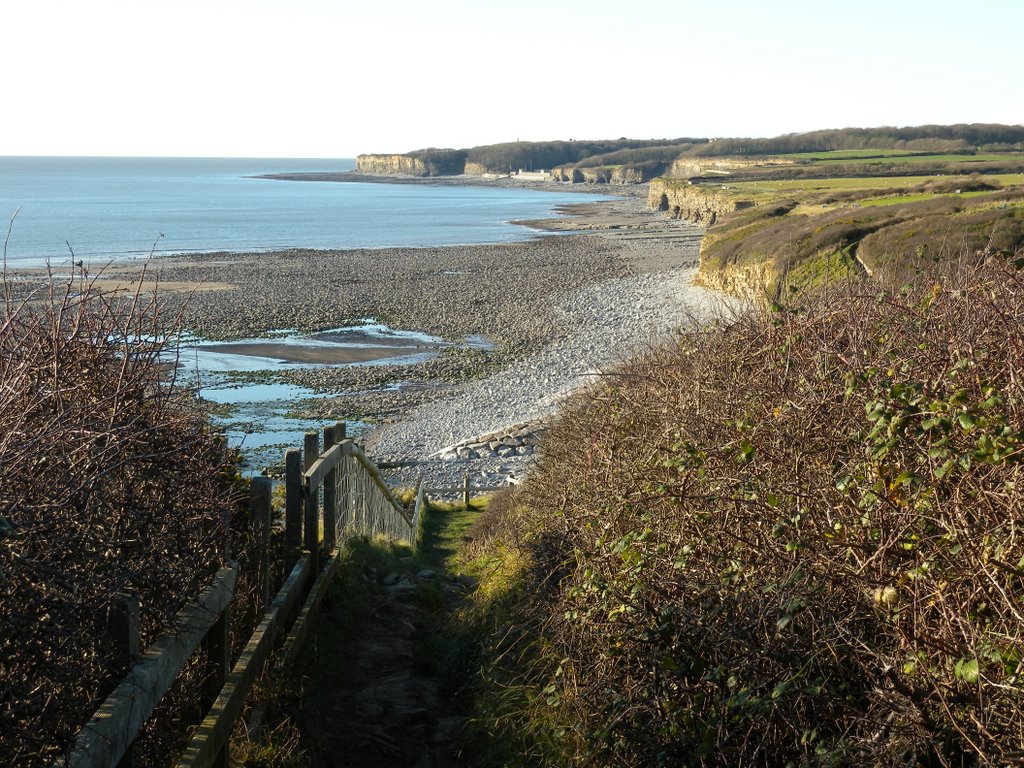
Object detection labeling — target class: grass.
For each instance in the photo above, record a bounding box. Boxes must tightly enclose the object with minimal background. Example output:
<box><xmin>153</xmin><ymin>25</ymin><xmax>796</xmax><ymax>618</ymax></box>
<box><xmin>857</xmin><ymin>190</ymin><xmax>998</xmax><ymax>207</ymax></box>
<box><xmin>685</xmin><ymin>163</ymin><xmax>1024</xmax><ymax>294</ymax></box>
<box><xmin>728</xmin><ymin>174</ymin><xmax>978</xmax><ymax>194</ymax></box>
<box><xmin>774</xmin><ymin>149</ymin><xmax>1023</xmax><ymax>164</ymax></box>
<box><xmin>813</xmin><ymin>153</ymin><xmax>1016</xmax><ymax>165</ymax></box>
<box><xmin>774</xmin><ymin>149</ymin><xmax>922</xmax><ymax>160</ymax></box>
<box><xmin>237</xmin><ymin>495</ymin><xmax>522</xmax><ymax>765</ymax></box>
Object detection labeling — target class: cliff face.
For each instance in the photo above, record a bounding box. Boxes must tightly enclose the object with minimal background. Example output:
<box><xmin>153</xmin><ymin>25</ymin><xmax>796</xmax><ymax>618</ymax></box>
<box><xmin>668</xmin><ymin>156</ymin><xmax>792</xmax><ymax>179</ymax></box>
<box><xmin>648</xmin><ymin>178</ymin><xmax>769</xmax><ymax>296</ymax></box>
<box><xmin>694</xmin><ymin>257</ymin><xmax>776</xmax><ymax>298</ymax></box>
<box><xmin>550</xmin><ymin>164</ymin><xmax>664</xmax><ymax>184</ymax></box>
<box><xmin>647</xmin><ymin>178</ymin><xmax>753</xmax><ymax>226</ymax></box>
<box><xmin>355</xmin><ymin>154</ymin><xmax>432</xmax><ymax>176</ymax></box>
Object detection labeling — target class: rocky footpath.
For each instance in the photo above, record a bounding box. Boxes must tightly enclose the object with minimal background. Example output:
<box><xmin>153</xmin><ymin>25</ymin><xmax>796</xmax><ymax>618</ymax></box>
<box><xmin>297</xmin><ymin>552</ymin><xmax>477</xmax><ymax>767</ymax></box>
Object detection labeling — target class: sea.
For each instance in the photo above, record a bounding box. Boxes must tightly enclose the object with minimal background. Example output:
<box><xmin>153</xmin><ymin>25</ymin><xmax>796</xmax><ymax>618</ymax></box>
<box><xmin>0</xmin><ymin>156</ymin><xmax>602</xmax><ymax>266</ymax></box>
<box><xmin>0</xmin><ymin>156</ymin><xmax>606</xmax><ymax>469</ymax></box>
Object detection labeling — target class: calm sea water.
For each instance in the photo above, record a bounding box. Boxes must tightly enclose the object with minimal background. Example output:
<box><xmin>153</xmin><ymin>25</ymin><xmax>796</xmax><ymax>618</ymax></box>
<box><xmin>0</xmin><ymin>156</ymin><xmax>606</xmax><ymax>266</ymax></box>
<box><xmin>0</xmin><ymin>156</ymin><xmax>610</xmax><ymax>468</ymax></box>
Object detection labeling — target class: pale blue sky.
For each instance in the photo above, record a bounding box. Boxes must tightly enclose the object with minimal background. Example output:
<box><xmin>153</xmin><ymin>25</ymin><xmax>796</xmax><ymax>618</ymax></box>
<box><xmin>3</xmin><ymin>0</ymin><xmax>1021</xmax><ymax>157</ymax></box>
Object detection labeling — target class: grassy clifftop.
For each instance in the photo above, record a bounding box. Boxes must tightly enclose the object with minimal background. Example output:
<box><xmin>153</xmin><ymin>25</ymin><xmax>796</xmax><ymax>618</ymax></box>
<box><xmin>652</xmin><ymin>146</ymin><xmax>1024</xmax><ymax>295</ymax></box>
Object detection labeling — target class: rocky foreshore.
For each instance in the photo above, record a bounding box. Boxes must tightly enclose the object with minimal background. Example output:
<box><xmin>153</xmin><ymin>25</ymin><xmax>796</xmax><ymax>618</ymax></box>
<box><xmin>365</xmin><ymin>253</ymin><xmax>732</xmax><ymax>491</ymax></box>
<box><xmin>29</xmin><ymin>196</ymin><xmax>732</xmax><ymax>491</ymax></box>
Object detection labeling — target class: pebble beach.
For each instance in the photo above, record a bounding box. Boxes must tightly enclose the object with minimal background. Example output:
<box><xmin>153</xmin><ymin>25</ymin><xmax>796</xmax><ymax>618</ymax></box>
<box><xmin>69</xmin><ymin>191</ymin><xmax>733</xmax><ymax>489</ymax></box>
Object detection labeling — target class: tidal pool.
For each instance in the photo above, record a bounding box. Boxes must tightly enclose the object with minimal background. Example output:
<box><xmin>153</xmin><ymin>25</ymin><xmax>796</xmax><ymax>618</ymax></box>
<box><xmin>183</xmin><ymin>321</ymin><xmax>473</xmax><ymax>473</ymax></box>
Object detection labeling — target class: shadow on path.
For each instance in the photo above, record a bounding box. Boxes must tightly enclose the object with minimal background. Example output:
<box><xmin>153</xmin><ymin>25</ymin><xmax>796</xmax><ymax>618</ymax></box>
<box><xmin>293</xmin><ymin>505</ymin><xmax>480</xmax><ymax>768</ymax></box>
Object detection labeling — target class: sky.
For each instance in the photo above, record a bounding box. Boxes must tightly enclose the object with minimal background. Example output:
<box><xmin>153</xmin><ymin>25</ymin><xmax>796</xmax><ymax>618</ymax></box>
<box><xmin>3</xmin><ymin>0</ymin><xmax>1022</xmax><ymax>158</ymax></box>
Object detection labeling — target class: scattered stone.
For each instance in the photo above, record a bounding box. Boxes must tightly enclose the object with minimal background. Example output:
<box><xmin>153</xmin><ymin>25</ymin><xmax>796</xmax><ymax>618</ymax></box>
<box><xmin>382</xmin><ymin>572</ymin><xmax>401</xmax><ymax>586</ymax></box>
<box><xmin>455</xmin><ymin>574</ymin><xmax>479</xmax><ymax>592</ymax></box>
<box><xmin>416</xmin><ymin>569</ymin><xmax>436</xmax><ymax>580</ymax></box>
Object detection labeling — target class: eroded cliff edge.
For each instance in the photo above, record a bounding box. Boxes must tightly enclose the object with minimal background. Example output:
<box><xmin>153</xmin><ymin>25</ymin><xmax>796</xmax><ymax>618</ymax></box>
<box><xmin>355</xmin><ymin>154</ymin><xmax>432</xmax><ymax>176</ymax></box>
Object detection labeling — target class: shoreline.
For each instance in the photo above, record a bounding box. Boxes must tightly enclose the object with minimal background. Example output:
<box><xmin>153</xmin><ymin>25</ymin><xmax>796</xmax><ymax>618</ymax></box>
<box><xmin>255</xmin><ymin>170</ymin><xmax>650</xmax><ymax>198</ymax></box>
<box><xmin>9</xmin><ymin>188</ymin><xmax>725</xmax><ymax>484</ymax></box>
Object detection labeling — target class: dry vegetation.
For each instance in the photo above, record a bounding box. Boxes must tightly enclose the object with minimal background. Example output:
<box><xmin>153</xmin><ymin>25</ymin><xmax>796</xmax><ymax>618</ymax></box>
<box><xmin>0</xmin><ymin>265</ymin><xmax>247</xmax><ymax>766</ymax></box>
<box><xmin>465</xmin><ymin>258</ymin><xmax>1024</xmax><ymax>766</ymax></box>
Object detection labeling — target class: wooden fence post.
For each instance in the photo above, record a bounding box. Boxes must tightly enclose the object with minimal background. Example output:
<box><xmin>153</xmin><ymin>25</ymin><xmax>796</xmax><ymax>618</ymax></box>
<box><xmin>463</xmin><ymin>473</ymin><xmax>471</xmax><ymax>509</ymax></box>
<box><xmin>284</xmin><ymin>448</ymin><xmax>302</xmax><ymax>573</ymax></box>
<box><xmin>109</xmin><ymin>593</ymin><xmax>141</xmax><ymax>661</ymax></box>
<box><xmin>338</xmin><ymin>438</ymin><xmax>351</xmax><ymax>534</ymax></box>
<box><xmin>202</xmin><ymin>608</ymin><xmax>229</xmax><ymax>768</ymax></box>
<box><xmin>304</xmin><ymin>431</ymin><xmax>320</xmax><ymax>575</ymax></box>
<box><xmin>108</xmin><ymin>593</ymin><xmax>140</xmax><ymax>768</ymax></box>
<box><xmin>323</xmin><ymin>426</ymin><xmax>337</xmax><ymax>554</ymax></box>
<box><xmin>250</xmin><ymin>476</ymin><xmax>273</xmax><ymax>610</ymax></box>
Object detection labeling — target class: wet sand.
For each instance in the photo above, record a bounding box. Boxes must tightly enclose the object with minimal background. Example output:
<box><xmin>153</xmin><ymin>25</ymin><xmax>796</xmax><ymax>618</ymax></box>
<box><xmin>199</xmin><ymin>341</ymin><xmax>428</xmax><ymax>365</ymax></box>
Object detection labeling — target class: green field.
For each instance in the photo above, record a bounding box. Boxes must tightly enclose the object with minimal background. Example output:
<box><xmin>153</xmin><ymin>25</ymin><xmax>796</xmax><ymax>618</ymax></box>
<box><xmin>856</xmin><ymin>190</ymin><xmax>998</xmax><ymax>207</ymax></box>
<box><xmin>726</xmin><ymin>173</ymin><xmax>1024</xmax><ymax>197</ymax></box>
<box><xmin>814</xmin><ymin>153</ymin><xmax>1015</xmax><ymax>165</ymax></box>
<box><xmin>727</xmin><ymin>175</ymin><xmax>941</xmax><ymax>195</ymax></box>
<box><xmin>773</xmin><ymin>149</ymin><xmax>1023</xmax><ymax>166</ymax></box>
<box><xmin>775</xmin><ymin>149</ymin><xmax>920</xmax><ymax>160</ymax></box>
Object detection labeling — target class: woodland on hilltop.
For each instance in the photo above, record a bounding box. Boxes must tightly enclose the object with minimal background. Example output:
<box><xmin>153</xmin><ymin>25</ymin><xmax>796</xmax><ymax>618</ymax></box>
<box><xmin>361</xmin><ymin>124</ymin><xmax>1024</xmax><ymax>178</ymax></box>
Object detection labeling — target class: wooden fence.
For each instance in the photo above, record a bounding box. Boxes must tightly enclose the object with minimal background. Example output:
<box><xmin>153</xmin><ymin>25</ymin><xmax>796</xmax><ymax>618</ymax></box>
<box><xmin>56</xmin><ymin>422</ymin><xmax>427</xmax><ymax>768</ymax></box>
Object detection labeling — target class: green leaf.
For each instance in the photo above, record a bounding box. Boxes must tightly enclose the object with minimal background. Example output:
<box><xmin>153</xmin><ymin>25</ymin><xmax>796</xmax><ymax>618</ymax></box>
<box><xmin>958</xmin><ymin>412</ymin><xmax>977</xmax><ymax>431</ymax></box>
<box><xmin>954</xmin><ymin>657</ymin><xmax>980</xmax><ymax>684</ymax></box>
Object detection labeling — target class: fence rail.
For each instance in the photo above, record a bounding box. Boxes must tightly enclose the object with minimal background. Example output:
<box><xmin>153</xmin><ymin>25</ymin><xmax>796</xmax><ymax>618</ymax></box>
<box><xmin>58</xmin><ymin>422</ymin><xmax>424</xmax><ymax>768</ymax></box>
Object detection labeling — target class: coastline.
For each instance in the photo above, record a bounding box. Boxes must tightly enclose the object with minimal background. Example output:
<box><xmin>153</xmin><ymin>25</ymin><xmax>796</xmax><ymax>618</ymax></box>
<box><xmin>255</xmin><ymin>169</ymin><xmax>650</xmax><ymax>198</ymax></box>
<box><xmin>10</xmin><ymin>186</ymin><xmax>726</xmax><ymax>484</ymax></box>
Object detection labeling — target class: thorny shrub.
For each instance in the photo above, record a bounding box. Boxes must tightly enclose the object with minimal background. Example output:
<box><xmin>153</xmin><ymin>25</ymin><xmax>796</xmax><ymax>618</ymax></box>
<box><xmin>0</xmin><ymin>265</ymin><xmax>245</xmax><ymax>766</ymax></box>
<box><xmin>521</xmin><ymin>258</ymin><xmax>1024</xmax><ymax>765</ymax></box>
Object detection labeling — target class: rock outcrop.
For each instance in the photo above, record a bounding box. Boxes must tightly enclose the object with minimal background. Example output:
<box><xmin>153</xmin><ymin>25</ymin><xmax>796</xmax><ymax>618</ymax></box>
<box><xmin>355</xmin><ymin>154</ymin><xmax>433</xmax><ymax>176</ymax></box>
<box><xmin>647</xmin><ymin>178</ymin><xmax>769</xmax><ymax>297</ymax></box>
<box><xmin>667</xmin><ymin>155</ymin><xmax>793</xmax><ymax>179</ymax></box>
<box><xmin>550</xmin><ymin>164</ymin><xmax>665</xmax><ymax>184</ymax></box>
<box><xmin>647</xmin><ymin>178</ymin><xmax>754</xmax><ymax>226</ymax></box>
<box><xmin>694</xmin><ymin>257</ymin><xmax>776</xmax><ymax>299</ymax></box>
<box><xmin>436</xmin><ymin>421</ymin><xmax>547</xmax><ymax>462</ymax></box>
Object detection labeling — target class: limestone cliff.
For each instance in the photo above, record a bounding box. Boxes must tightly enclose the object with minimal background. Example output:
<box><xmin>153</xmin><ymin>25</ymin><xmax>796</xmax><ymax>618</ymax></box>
<box><xmin>647</xmin><ymin>178</ymin><xmax>771</xmax><ymax>297</ymax></box>
<box><xmin>694</xmin><ymin>257</ymin><xmax>776</xmax><ymax>299</ymax></box>
<box><xmin>647</xmin><ymin>178</ymin><xmax>754</xmax><ymax>226</ymax></box>
<box><xmin>668</xmin><ymin>156</ymin><xmax>793</xmax><ymax>179</ymax></box>
<box><xmin>550</xmin><ymin>164</ymin><xmax>665</xmax><ymax>184</ymax></box>
<box><xmin>355</xmin><ymin>154</ymin><xmax>433</xmax><ymax>176</ymax></box>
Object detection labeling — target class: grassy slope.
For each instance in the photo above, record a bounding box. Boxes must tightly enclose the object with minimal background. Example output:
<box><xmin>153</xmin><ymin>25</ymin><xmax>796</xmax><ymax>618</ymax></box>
<box><xmin>685</xmin><ymin>150</ymin><xmax>1024</xmax><ymax>292</ymax></box>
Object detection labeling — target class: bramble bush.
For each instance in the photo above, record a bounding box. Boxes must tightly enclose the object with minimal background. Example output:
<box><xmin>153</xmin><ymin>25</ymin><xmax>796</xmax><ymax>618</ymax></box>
<box><xmin>510</xmin><ymin>257</ymin><xmax>1024</xmax><ymax>765</ymax></box>
<box><xmin>0</xmin><ymin>265</ymin><xmax>244</xmax><ymax>766</ymax></box>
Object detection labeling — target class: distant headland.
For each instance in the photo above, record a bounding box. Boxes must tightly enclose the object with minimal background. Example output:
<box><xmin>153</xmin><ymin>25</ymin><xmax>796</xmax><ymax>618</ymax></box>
<box><xmin>266</xmin><ymin>124</ymin><xmax>1024</xmax><ymax>297</ymax></box>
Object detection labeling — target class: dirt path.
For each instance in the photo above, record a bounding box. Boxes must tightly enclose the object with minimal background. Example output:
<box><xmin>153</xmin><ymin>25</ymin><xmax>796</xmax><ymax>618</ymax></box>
<box><xmin>293</xmin><ymin>509</ymin><xmax>478</xmax><ymax>767</ymax></box>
